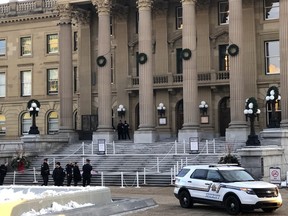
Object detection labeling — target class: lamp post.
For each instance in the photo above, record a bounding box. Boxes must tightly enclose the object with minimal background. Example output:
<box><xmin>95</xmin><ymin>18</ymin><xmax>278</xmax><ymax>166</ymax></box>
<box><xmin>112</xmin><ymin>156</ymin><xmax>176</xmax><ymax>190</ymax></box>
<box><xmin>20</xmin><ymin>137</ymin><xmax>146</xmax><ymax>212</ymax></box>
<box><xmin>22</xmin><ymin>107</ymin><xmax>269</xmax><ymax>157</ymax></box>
<box><xmin>244</xmin><ymin>97</ymin><xmax>260</xmax><ymax>146</ymax></box>
<box><xmin>266</xmin><ymin>86</ymin><xmax>281</xmax><ymax>128</ymax></box>
<box><xmin>199</xmin><ymin>101</ymin><xmax>208</xmax><ymax>116</ymax></box>
<box><xmin>117</xmin><ymin>104</ymin><xmax>126</xmax><ymax>118</ymax></box>
<box><xmin>157</xmin><ymin>103</ymin><xmax>166</xmax><ymax>117</ymax></box>
<box><xmin>27</xmin><ymin>99</ymin><xmax>40</xmax><ymax>134</ymax></box>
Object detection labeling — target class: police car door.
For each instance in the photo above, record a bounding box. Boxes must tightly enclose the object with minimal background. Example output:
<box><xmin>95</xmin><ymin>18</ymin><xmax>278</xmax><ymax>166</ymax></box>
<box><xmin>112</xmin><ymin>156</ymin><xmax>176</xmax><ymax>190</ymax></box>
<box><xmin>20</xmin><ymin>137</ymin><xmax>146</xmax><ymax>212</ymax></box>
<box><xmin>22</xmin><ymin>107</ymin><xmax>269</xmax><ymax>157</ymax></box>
<box><xmin>189</xmin><ymin>169</ymin><xmax>210</xmax><ymax>199</ymax></box>
<box><xmin>204</xmin><ymin>170</ymin><xmax>223</xmax><ymax>201</ymax></box>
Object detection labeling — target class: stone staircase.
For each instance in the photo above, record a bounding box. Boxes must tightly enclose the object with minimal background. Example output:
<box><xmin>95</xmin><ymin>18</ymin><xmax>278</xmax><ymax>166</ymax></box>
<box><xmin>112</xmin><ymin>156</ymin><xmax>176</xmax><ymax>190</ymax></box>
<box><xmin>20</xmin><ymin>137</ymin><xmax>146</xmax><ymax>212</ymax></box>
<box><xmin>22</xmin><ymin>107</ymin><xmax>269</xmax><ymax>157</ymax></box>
<box><xmin>4</xmin><ymin>138</ymin><xmax>235</xmax><ymax>187</ymax></box>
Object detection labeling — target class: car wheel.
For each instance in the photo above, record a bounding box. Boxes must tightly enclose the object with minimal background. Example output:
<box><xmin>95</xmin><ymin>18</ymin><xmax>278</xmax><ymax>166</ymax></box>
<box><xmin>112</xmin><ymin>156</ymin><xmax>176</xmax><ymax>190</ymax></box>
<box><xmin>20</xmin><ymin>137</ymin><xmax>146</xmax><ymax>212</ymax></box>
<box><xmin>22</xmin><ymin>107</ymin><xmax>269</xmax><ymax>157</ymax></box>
<box><xmin>262</xmin><ymin>208</ymin><xmax>277</xmax><ymax>213</ymax></box>
<box><xmin>179</xmin><ymin>190</ymin><xmax>193</xmax><ymax>208</ymax></box>
<box><xmin>224</xmin><ymin>195</ymin><xmax>241</xmax><ymax>215</ymax></box>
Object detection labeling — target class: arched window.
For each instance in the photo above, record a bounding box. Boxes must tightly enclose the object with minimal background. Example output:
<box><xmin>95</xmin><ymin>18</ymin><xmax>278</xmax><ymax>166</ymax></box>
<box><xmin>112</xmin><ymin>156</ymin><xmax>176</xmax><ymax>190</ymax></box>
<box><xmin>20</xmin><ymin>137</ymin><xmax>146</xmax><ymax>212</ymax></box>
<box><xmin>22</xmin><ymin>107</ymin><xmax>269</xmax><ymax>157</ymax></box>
<box><xmin>0</xmin><ymin>114</ymin><xmax>6</xmax><ymax>135</ymax></box>
<box><xmin>48</xmin><ymin>111</ymin><xmax>59</xmax><ymax>134</ymax></box>
<box><xmin>22</xmin><ymin>113</ymin><xmax>31</xmax><ymax>135</ymax></box>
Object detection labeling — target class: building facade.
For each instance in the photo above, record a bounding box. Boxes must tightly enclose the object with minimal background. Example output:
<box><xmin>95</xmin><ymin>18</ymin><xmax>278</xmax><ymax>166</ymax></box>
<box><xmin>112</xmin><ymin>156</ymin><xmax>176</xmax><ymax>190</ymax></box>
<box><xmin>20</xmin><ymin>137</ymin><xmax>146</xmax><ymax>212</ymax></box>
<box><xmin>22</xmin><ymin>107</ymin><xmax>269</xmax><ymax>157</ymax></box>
<box><xmin>0</xmin><ymin>0</ymin><xmax>283</xmax><ymax>143</ymax></box>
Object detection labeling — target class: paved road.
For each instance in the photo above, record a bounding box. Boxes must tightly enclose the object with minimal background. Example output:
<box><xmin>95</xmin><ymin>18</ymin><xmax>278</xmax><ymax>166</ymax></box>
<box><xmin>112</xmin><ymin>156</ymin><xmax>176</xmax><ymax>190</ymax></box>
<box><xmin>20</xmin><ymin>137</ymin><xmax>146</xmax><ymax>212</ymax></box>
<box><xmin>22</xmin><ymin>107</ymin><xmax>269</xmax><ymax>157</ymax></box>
<box><xmin>109</xmin><ymin>186</ymin><xmax>287</xmax><ymax>216</ymax></box>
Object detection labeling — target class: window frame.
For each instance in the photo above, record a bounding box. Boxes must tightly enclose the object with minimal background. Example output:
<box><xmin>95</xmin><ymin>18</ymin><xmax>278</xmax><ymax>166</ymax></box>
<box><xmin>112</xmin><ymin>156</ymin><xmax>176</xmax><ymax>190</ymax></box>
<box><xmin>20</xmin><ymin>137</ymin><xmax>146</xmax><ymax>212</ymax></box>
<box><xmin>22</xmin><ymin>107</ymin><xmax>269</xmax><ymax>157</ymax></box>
<box><xmin>73</xmin><ymin>31</ymin><xmax>78</xmax><ymax>52</ymax></box>
<box><xmin>0</xmin><ymin>72</ymin><xmax>6</xmax><ymax>97</ymax></box>
<box><xmin>20</xmin><ymin>36</ymin><xmax>32</xmax><ymax>56</ymax></box>
<box><xmin>176</xmin><ymin>6</ymin><xmax>183</xmax><ymax>30</ymax></box>
<box><xmin>218</xmin><ymin>1</ymin><xmax>229</xmax><ymax>25</ymax></box>
<box><xmin>219</xmin><ymin>44</ymin><xmax>230</xmax><ymax>71</ymax></box>
<box><xmin>0</xmin><ymin>38</ymin><xmax>7</xmax><ymax>57</ymax></box>
<box><xmin>264</xmin><ymin>40</ymin><xmax>280</xmax><ymax>75</ymax></box>
<box><xmin>176</xmin><ymin>48</ymin><xmax>183</xmax><ymax>74</ymax></box>
<box><xmin>47</xmin><ymin>111</ymin><xmax>59</xmax><ymax>134</ymax></box>
<box><xmin>73</xmin><ymin>66</ymin><xmax>78</xmax><ymax>93</ymax></box>
<box><xmin>21</xmin><ymin>112</ymin><xmax>32</xmax><ymax>135</ymax></box>
<box><xmin>0</xmin><ymin>114</ymin><xmax>6</xmax><ymax>135</ymax></box>
<box><xmin>46</xmin><ymin>33</ymin><xmax>59</xmax><ymax>54</ymax></box>
<box><xmin>21</xmin><ymin>70</ymin><xmax>32</xmax><ymax>97</ymax></box>
<box><xmin>264</xmin><ymin>0</ymin><xmax>279</xmax><ymax>21</ymax></box>
<box><xmin>47</xmin><ymin>68</ymin><xmax>58</xmax><ymax>95</ymax></box>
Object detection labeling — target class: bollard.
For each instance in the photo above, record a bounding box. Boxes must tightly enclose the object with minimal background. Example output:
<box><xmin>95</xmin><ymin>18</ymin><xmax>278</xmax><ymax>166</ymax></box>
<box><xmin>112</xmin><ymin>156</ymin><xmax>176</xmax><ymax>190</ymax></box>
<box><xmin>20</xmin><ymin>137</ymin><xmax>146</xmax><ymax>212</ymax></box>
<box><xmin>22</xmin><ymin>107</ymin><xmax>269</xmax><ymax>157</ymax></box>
<box><xmin>13</xmin><ymin>171</ymin><xmax>16</xmax><ymax>185</ymax></box>
<box><xmin>170</xmin><ymin>168</ymin><xmax>173</xmax><ymax>185</ymax></box>
<box><xmin>143</xmin><ymin>168</ymin><xmax>146</xmax><ymax>185</ymax></box>
<box><xmin>157</xmin><ymin>157</ymin><xmax>160</xmax><ymax>173</ymax></box>
<box><xmin>101</xmin><ymin>172</ymin><xmax>104</xmax><ymax>187</ymax></box>
<box><xmin>136</xmin><ymin>171</ymin><xmax>140</xmax><ymax>188</ymax></box>
<box><xmin>33</xmin><ymin>167</ymin><xmax>38</xmax><ymax>183</ymax></box>
<box><xmin>120</xmin><ymin>172</ymin><xmax>125</xmax><ymax>188</ymax></box>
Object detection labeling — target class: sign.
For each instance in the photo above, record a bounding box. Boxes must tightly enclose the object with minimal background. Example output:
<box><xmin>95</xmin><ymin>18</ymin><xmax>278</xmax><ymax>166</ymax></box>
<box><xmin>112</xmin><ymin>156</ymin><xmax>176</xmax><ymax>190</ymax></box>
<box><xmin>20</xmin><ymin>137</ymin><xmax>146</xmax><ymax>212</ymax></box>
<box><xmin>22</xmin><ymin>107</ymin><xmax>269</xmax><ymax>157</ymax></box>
<box><xmin>269</xmin><ymin>167</ymin><xmax>281</xmax><ymax>185</ymax></box>
<box><xmin>98</xmin><ymin>139</ymin><xmax>106</xmax><ymax>155</ymax></box>
<box><xmin>189</xmin><ymin>137</ymin><xmax>199</xmax><ymax>154</ymax></box>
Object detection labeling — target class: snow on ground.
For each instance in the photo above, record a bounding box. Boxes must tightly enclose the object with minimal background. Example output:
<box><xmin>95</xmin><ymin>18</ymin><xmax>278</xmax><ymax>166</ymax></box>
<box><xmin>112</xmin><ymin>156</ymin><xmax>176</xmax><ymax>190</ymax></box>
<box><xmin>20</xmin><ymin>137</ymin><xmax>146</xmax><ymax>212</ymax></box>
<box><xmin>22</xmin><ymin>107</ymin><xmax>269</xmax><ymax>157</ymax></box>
<box><xmin>0</xmin><ymin>185</ymin><xmax>99</xmax><ymax>216</ymax></box>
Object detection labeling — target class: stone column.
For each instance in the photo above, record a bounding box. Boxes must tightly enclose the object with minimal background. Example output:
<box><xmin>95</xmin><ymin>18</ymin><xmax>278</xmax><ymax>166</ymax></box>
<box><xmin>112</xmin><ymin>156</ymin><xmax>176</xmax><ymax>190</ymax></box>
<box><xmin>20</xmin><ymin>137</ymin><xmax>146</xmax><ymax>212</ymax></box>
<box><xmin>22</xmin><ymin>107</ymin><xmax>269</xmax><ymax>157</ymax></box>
<box><xmin>134</xmin><ymin>0</ymin><xmax>157</xmax><ymax>143</ymax></box>
<box><xmin>178</xmin><ymin>0</ymin><xmax>199</xmax><ymax>142</ymax></box>
<box><xmin>92</xmin><ymin>0</ymin><xmax>114</xmax><ymax>143</ymax></box>
<box><xmin>57</xmin><ymin>3</ymin><xmax>74</xmax><ymax>136</ymax></box>
<box><xmin>74</xmin><ymin>11</ymin><xmax>92</xmax><ymax>126</ymax></box>
<box><xmin>280</xmin><ymin>0</ymin><xmax>288</xmax><ymax>128</ymax></box>
<box><xmin>225</xmin><ymin>0</ymin><xmax>248</xmax><ymax>143</ymax></box>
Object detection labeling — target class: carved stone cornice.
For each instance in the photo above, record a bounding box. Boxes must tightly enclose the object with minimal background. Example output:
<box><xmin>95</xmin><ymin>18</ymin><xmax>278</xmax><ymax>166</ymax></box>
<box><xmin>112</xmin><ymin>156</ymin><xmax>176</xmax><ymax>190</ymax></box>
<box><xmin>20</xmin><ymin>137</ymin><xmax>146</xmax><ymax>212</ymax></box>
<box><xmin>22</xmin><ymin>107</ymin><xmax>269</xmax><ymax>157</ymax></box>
<box><xmin>153</xmin><ymin>1</ymin><xmax>168</xmax><ymax>16</ymax></box>
<box><xmin>73</xmin><ymin>9</ymin><xmax>91</xmax><ymax>25</ymax></box>
<box><xmin>92</xmin><ymin>0</ymin><xmax>111</xmax><ymax>14</ymax></box>
<box><xmin>112</xmin><ymin>4</ymin><xmax>129</xmax><ymax>20</ymax></box>
<box><xmin>57</xmin><ymin>3</ymin><xmax>73</xmax><ymax>24</ymax></box>
<box><xmin>0</xmin><ymin>13</ymin><xmax>58</xmax><ymax>24</ymax></box>
<box><xmin>209</xmin><ymin>26</ymin><xmax>229</xmax><ymax>49</ymax></box>
<box><xmin>137</xmin><ymin>0</ymin><xmax>153</xmax><ymax>9</ymax></box>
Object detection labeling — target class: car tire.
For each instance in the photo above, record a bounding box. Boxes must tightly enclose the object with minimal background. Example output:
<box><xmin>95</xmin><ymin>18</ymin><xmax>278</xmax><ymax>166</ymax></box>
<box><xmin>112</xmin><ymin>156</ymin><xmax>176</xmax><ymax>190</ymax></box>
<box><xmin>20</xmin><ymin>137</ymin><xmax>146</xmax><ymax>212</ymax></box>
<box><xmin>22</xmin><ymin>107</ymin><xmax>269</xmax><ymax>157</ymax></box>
<box><xmin>179</xmin><ymin>190</ymin><xmax>193</xmax><ymax>208</ymax></box>
<box><xmin>224</xmin><ymin>195</ymin><xmax>241</xmax><ymax>215</ymax></box>
<box><xmin>262</xmin><ymin>208</ymin><xmax>277</xmax><ymax>213</ymax></box>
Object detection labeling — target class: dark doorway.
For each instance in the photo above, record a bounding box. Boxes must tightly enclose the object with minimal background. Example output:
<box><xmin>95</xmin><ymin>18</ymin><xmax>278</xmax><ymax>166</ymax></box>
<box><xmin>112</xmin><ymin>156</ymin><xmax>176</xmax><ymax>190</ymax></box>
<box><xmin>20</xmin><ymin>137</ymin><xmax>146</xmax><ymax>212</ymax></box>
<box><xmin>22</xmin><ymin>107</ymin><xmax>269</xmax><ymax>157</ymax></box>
<box><xmin>135</xmin><ymin>103</ymin><xmax>139</xmax><ymax>130</ymax></box>
<box><xmin>176</xmin><ymin>99</ymin><xmax>184</xmax><ymax>136</ymax></box>
<box><xmin>219</xmin><ymin>97</ymin><xmax>230</xmax><ymax>137</ymax></box>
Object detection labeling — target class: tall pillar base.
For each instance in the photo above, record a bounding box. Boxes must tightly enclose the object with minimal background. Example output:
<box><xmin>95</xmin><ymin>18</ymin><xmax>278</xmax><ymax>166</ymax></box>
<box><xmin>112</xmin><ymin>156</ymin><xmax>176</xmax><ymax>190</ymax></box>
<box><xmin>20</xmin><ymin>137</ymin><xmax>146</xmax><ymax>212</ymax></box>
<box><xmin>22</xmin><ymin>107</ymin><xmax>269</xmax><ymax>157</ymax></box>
<box><xmin>178</xmin><ymin>129</ymin><xmax>199</xmax><ymax>143</ymax></box>
<box><xmin>134</xmin><ymin>130</ymin><xmax>158</xmax><ymax>143</ymax></box>
<box><xmin>93</xmin><ymin>131</ymin><xmax>115</xmax><ymax>144</ymax></box>
<box><xmin>225</xmin><ymin>126</ymin><xmax>248</xmax><ymax>149</ymax></box>
<box><xmin>59</xmin><ymin>129</ymin><xmax>79</xmax><ymax>143</ymax></box>
<box><xmin>238</xmin><ymin>146</ymin><xmax>284</xmax><ymax>182</ymax></box>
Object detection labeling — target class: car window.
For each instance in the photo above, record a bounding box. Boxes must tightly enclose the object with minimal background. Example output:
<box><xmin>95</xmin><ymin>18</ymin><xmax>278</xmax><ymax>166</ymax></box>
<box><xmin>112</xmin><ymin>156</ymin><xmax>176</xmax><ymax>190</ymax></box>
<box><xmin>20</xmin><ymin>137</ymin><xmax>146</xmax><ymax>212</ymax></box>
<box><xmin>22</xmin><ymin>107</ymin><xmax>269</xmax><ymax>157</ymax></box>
<box><xmin>219</xmin><ymin>170</ymin><xmax>255</xmax><ymax>182</ymax></box>
<box><xmin>191</xmin><ymin>169</ymin><xmax>208</xmax><ymax>180</ymax></box>
<box><xmin>177</xmin><ymin>168</ymin><xmax>190</xmax><ymax>177</ymax></box>
<box><xmin>207</xmin><ymin>170</ymin><xmax>223</xmax><ymax>182</ymax></box>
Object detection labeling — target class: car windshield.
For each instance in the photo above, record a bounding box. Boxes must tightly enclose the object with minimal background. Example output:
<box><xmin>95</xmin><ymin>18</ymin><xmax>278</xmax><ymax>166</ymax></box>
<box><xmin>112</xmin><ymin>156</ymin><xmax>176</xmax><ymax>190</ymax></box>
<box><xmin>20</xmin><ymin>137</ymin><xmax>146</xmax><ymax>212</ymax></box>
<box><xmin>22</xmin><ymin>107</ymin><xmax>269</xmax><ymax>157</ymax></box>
<box><xmin>219</xmin><ymin>170</ymin><xmax>255</xmax><ymax>182</ymax></box>
<box><xmin>177</xmin><ymin>168</ymin><xmax>190</xmax><ymax>177</ymax></box>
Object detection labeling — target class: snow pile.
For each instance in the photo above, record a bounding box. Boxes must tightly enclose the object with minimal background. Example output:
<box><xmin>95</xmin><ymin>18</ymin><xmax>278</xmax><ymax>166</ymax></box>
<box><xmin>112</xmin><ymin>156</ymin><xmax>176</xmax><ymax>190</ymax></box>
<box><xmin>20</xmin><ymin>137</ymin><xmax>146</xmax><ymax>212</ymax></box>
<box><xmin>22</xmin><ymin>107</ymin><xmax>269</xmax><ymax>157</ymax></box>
<box><xmin>21</xmin><ymin>201</ymin><xmax>93</xmax><ymax>216</ymax></box>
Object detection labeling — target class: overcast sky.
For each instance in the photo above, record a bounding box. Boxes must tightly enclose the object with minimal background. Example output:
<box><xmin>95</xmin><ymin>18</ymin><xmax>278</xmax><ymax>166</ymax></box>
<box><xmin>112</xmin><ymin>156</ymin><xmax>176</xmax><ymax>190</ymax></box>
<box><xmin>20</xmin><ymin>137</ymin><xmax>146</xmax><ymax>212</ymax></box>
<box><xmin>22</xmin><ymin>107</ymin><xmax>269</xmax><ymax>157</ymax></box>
<box><xmin>0</xmin><ymin>0</ymin><xmax>27</xmax><ymax>4</ymax></box>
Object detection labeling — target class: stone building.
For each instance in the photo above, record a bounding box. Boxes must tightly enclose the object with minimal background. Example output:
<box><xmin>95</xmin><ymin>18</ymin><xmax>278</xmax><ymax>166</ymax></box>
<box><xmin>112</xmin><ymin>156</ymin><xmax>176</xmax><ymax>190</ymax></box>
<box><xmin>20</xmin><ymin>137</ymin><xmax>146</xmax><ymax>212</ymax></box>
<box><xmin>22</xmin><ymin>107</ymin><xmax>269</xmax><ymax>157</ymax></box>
<box><xmin>0</xmin><ymin>0</ymin><xmax>284</xmax><ymax>145</ymax></box>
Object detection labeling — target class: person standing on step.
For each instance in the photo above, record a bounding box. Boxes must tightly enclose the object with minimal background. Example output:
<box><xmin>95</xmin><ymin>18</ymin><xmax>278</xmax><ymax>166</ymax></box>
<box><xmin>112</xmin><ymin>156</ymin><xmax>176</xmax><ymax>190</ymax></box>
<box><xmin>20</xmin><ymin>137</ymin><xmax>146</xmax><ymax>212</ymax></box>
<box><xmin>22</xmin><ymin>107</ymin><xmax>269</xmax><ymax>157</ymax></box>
<box><xmin>117</xmin><ymin>120</ymin><xmax>124</xmax><ymax>140</ymax></box>
<box><xmin>52</xmin><ymin>162</ymin><xmax>65</xmax><ymax>186</ymax></box>
<box><xmin>41</xmin><ymin>158</ymin><xmax>50</xmax><ymax>186</ymax></box>
<box><xmin>82</xmin><ymin>159</ymin><xmax>92</xmax><ymax>187</ymax></box>
<box><xmin>123</xmin><ymin>120</ymin><xmax>130</xmax><ymax>140</ymax></box>
<box><xmin>0</xmin><ymin>162</ymin><xmax>8</xmax><ymax>185</ymax></box>
<box><xmin>65</xmin><ymin>162</ymin><xmax>73</xmax><ymax>186</ymax></box>
<box><xmin>73</xmin><ymin>162</ymin><xmax>81</xmax><ymax>186</ymax></box>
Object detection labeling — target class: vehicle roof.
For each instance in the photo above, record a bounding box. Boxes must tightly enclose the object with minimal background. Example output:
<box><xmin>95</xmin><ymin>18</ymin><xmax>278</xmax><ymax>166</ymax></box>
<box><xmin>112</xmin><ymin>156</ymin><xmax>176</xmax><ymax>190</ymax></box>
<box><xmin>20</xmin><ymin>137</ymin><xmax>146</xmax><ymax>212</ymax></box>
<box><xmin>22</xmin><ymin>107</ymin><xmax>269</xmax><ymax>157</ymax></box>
<box><xmin>182</xmin><ymin>164</ymin><xmax>244</xmax><ymax>171</ymax></box>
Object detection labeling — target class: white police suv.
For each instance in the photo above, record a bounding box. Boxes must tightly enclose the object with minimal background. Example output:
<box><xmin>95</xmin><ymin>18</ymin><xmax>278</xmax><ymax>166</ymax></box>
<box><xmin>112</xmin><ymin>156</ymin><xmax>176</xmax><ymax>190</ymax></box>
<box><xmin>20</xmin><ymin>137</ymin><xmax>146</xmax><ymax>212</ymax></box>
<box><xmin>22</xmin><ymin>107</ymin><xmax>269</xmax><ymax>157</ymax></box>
<box><xmin>174</xmin><ymin>164</ymin><xmax>282</xmax><ymax>215</ymax></box>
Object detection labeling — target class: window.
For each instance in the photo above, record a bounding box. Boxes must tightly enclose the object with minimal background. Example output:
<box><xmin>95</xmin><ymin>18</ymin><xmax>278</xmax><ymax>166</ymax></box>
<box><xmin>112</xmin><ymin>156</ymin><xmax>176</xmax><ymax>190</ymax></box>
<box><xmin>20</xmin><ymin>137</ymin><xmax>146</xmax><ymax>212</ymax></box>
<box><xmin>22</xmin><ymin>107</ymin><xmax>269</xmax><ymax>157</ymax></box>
<box><xmin>73</xmin><ymin>32</ymin><xmax>78</xmax><ymax>51</ymax></box>
<box><xmin>73</xmin><ymin>67</ymin><xmax>78</xmax><ymax>93</ymax></box>
<box><xmin>136</xmin><ymin>11</ymin><xmax>139</xmax><ymax>34</ymax></box>
<box><xmin>265</xmin><ymin>40</ymin><xmax>280</xmax><ymax>74</ymax></box>
<box><xmin>264</xmin><ymin>0</ymin><xmax>279</xmax><ymax>20</ymax></box>
<box><xmin>20</xmin><ymin>36</ymin><xmax>32</xmax><ymax>56</ymax></box>
<box><xmin>176</xmin><ymin>7</ymin><xmax>183</xmax><ymax>29</ymax></box>
<box><xmin>47</xmin><ymin>68</ymin><xmax>58</xmax><ymax>95</ymax></box>
<box><xmin>48</xmin><ymin>111</ymin><xmax>59</xmax><ymax>134</ymax></box>
<box><xmin>47</xmin><ymin>34</ymin><xmax>58</xmax><ymax>54</ymax></box>
<box><xmin>191</xmin><ymin>169</ymin><xmax>208</xmax><ymax>180</ymax></box>
<box><xmin>110</xmin><ymin>15</ymin><xmax>113</xmax><ymax>36</ymax></box>
<box><xmin>218</xmin><ymin>1</ymin><xmax>229</xmax><ymax>25</ymax></box>
<box><xmin>0</xmin><ymin>72</ymin><xmax>5</xmax><ymax>97</ymax></box>
<box><xmin>21</xmin><ymin>71</ymin><xmax>31</xmax><ymax>96</ymax></box>
<box><xmin>219</xmin><ymin>44</ymin><xmax>230</xmax><ymax>71</ymax></box>
<box><xmin>22</xmin><ymin>112</ymin><xmax>31</xmax><ymax>135</ymax></box>
<box><xmin>176</xmin><ymin>48</ymin><xmax>183</xmax><ymax>74</ymax></box>
<box><xmin>0</xmin><ymin>39</ymin><xmax>6</xmax><ymax>56</ymax></box>
<box><xmin>0</xmin><ymin>114</ymin><xmax>6</xmax><ymax>135</ymax></box>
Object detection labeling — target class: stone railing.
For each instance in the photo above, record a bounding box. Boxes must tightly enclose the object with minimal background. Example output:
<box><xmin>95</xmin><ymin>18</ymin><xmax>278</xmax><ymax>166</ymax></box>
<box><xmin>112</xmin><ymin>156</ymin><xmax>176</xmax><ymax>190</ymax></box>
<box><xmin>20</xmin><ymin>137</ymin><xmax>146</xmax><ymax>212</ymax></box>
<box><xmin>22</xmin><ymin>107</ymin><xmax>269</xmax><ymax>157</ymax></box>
<box><xmin>0</xmin><ymin>0</ymin><xmax>57</xmax><ymax>16</ymax></box>
<box><xmin>129</xmin><ymin>70</ymin><xmax>230</xmax><ymax>88</ymax></box>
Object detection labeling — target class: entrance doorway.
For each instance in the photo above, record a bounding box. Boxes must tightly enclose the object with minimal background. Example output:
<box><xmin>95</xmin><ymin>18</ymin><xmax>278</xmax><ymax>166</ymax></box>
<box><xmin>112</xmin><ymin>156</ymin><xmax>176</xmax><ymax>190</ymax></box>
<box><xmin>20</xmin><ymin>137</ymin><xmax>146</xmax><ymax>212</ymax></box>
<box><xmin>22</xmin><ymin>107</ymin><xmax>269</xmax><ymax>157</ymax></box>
<box><xmin>176</xmin><ymin>99</ymin><xmax>184</xmax><ymax>136</ymax></box>
<box><xmin>219</xmin><ymin>97</ymin><xmax>230</xmax><ymax>137</ymax></box>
